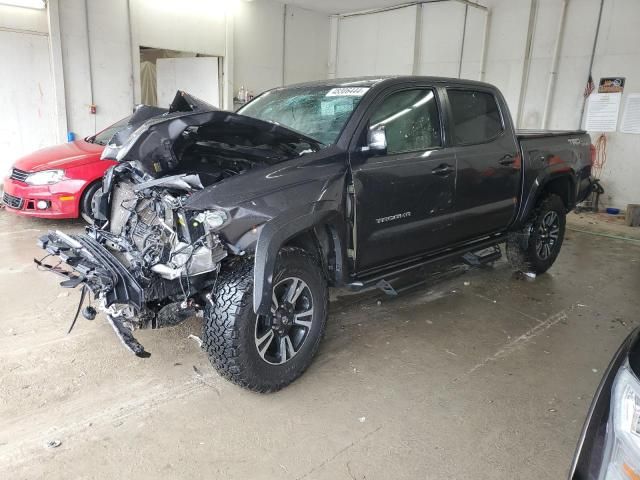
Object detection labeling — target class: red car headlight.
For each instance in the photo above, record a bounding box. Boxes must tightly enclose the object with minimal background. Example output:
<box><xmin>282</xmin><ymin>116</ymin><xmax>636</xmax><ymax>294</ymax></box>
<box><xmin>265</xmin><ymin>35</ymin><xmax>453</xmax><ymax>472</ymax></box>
<box><xmin>24</xmin><ymin>169</ymin><xmax>65</xmax><ymax>185</ymax></box>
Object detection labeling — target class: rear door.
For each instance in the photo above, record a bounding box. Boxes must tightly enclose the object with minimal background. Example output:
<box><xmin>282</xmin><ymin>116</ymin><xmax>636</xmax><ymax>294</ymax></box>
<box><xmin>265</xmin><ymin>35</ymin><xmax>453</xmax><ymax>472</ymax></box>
<box><xmin>444</xmin><ymin>88</ymin><xmax>521</xmax><ymax>240</ymax></box>
<box><xmin>349</xmin><ymin>86</ymin><xmax>457</xmax><ymax>272</ymax></box>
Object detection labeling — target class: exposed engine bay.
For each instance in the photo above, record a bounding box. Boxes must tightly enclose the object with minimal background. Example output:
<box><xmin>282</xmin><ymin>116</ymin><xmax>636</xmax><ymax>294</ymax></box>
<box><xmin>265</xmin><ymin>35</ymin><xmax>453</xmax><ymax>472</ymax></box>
<box><xmin>102</xmin><ymin>171</ymin><xmax>226</xmax><ymax>293</ymax></box>
<box><xmin>102</xmin><ymin>162</ymin><xmax>244</xmax><ymax>284</ymax></box>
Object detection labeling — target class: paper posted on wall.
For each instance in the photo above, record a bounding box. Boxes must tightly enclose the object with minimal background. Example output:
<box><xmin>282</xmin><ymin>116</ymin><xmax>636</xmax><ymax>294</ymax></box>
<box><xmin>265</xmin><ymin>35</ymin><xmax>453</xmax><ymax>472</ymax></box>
<box><xmin>584</xmin><ymin>93</ymin><xmax>622</xmax><ymax>132</ymax></box>
<box><xmin>598</xmin><ymin>77</ymin><xmax>625</xmax><ymax>94</ymax></box>
<box><xmin>620</xmin><ymin>94</ymin><xmax>640</xmax><ymax>134</ymax></box>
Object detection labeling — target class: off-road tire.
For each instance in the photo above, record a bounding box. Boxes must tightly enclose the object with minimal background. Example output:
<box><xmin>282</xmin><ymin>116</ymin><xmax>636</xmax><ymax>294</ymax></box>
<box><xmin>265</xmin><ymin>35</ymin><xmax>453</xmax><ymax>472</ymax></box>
<box><xmin>203</xmin><ymin>247</ymin><xmax>328</xmax><ymax>393</ymax></box>
<box><xmin>506</xmin><ymin>193</ymin><xmax>566</xmax><ymax>274</ymax></box>
<box><xmin>80</xmin><ymin>181</ymin><xmax>102</xmax><ymax>224</ymax></box>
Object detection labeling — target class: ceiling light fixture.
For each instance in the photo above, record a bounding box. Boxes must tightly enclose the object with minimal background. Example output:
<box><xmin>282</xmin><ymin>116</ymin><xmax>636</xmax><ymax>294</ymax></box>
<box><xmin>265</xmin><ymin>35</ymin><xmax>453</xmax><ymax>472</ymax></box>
<box><xmin>0</xmin><ymin>0</ymin><xmax>46</xmax><ymax>9</ymax></box>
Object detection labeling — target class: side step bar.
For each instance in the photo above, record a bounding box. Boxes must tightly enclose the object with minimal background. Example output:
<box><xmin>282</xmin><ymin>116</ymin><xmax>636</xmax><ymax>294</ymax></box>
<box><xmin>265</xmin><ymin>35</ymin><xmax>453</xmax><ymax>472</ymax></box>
<box><xmin>462</xmin><ymin>246</ymin><xmax>502</xmax><ymax>267</ymax></box>
<box><xmin>347</xmin><ymin>235</ymin><xmax>505</xmax><ymax>293</ymax></box>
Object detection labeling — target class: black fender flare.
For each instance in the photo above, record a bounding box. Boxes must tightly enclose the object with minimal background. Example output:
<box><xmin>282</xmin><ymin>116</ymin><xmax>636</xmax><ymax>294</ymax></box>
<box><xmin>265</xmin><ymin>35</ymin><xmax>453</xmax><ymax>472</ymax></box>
<box><xmin>515</xmin><ymin>171</ymin><xmax>576</xmax><ymax>227</ymax></box>
<box><xmin>252</xmin><ymin>202</ymin><xmax>340</xmax><ymax>315</ymax></box>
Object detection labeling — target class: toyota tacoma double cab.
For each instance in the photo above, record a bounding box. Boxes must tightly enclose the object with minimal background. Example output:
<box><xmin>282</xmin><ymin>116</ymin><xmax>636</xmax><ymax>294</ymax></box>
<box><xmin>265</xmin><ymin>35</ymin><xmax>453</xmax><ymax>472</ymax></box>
<box><xmin>37</xmin><ymin>78</ymin><xmax>593</xmax><ymax>392</ymax></box>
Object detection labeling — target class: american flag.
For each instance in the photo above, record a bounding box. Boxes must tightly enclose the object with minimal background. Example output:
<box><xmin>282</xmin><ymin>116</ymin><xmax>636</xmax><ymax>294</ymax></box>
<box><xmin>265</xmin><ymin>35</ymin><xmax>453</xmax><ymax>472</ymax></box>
<box><xmin>584</xmin><ymin>74</ymin><xmax>595</xmax><ymax>98</ymax></box>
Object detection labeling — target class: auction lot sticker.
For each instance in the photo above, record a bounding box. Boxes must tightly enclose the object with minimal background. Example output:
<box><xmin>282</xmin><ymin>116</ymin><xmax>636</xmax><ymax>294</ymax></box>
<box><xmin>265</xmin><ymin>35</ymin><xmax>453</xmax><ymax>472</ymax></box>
<box><xmin>326</xmin><ymin>87</ymin><xmax>370</xmax><ymax>97</ymax></box>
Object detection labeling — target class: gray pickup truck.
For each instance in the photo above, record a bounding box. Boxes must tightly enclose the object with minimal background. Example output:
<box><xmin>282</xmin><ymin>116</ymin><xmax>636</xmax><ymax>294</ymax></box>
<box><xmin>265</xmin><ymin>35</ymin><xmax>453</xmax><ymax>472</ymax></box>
<box><xmin>37</xmin><ymin>77</ymin><xmax>593</xmax><ymax>392</ymax></box>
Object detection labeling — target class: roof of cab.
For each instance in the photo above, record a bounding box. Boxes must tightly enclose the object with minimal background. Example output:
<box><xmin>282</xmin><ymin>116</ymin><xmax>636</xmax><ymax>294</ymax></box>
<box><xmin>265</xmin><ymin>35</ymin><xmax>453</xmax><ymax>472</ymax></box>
<box><xmin>272</xmin><ymin>75</ymin><xmax>496</xmax><ymax>90</ymax></box>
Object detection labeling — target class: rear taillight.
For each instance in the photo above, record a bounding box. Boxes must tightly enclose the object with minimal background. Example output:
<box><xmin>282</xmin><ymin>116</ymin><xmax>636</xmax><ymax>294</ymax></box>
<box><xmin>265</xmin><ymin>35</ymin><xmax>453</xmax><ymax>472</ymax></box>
<box><xmin>590</xmin><ymin>144</ymin><xmax>596</xmax><ymax>165</ymax></box>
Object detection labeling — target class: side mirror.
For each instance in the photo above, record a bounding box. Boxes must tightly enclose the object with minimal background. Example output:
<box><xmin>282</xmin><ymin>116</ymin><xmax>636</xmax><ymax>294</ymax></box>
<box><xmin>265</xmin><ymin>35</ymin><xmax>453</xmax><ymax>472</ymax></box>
<box><xmin>363</xmin><ymin>126</ymin><xmax>387</xmax><ymax>155</ymax></box>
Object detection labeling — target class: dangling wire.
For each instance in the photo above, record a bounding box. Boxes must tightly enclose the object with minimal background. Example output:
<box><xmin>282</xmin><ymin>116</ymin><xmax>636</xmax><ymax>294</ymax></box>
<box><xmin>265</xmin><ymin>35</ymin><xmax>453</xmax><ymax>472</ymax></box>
<box><xmin>67</xmin><ymin>285</ymin><xmax>88</xmax><ymax>334</ymax></box>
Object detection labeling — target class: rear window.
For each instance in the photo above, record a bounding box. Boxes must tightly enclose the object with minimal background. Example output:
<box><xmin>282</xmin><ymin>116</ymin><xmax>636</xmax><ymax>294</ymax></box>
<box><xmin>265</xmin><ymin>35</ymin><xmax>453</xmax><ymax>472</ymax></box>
<box><xmin>447</xmin><ymin>90</ymin><xmax>503</xmax><ymax>145</ymax></box>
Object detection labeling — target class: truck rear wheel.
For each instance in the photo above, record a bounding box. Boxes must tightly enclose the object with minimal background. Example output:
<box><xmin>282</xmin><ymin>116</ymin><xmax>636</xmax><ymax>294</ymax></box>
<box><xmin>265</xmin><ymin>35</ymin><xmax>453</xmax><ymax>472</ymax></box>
<box><xmin>203</xmin><ymin>247</ymin><xmax>328</xmax><ymax>393</ymax></box>
<box><xmin>506</xmin><ymin>193</ymin><xmax>566</xmax><ymax>275</ymax></box>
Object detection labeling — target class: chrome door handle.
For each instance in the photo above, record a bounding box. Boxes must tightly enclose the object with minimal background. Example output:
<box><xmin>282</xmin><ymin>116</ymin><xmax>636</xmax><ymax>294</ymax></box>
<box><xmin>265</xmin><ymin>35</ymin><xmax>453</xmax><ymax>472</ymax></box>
<box><xmin>499</xmin><ymin>154</ymin><xmax>516</xmax><ymax>166</ymax></box>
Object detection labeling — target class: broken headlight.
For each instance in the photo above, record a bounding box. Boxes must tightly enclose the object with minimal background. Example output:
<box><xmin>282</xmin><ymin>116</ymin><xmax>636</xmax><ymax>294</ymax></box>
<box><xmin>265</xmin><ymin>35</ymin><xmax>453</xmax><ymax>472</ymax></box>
<box><xmin>599</xmin><ymin>364</ymin><xmax>640</xmax><ymax>479</ymax></box>
<box><xmin>25</xmin><ymin>169</ymin><xmax>65</xmax><ymax>185</ymax></box>
<box><xmin>194</xmin><ymin>210</ymin><xmax>228</xmax><ymax>230</ymax></box>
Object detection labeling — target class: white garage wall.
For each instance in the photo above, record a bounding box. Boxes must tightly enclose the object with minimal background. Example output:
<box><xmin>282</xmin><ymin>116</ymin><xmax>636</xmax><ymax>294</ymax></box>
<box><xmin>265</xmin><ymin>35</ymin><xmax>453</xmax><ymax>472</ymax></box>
<box><xmin>233</xmin><ymin>0</ymin><xmax>285</xmax><ymax>97</ymax></box>
<box><xmin>0</xmin><ymin>5</ymin><xmax>56</xmax><ymax>177</ymax></box>
<box><xmin>459</xmin><ymin>4</ymin><xmax>486</xmax><ymax>80</ymax></box>
<box><xmin>0</xmin><ymin>31</ymin><xmax>58</xmax><ymax>178</ymax></box>
<box><xmin>483</xmin><ymin>0</ymin><xmax>640</xmax><ymax>209</ymax></box>
<box><xmin>130</xmin><ymin>0</ymin><xmax>226</xmax><ymax>56</ymax></box>
<box><xmin>284</xmin><ymin>5</ymin><xmax>330</xmax><ymax>85</ymax></box>
<box><xmin>86</xmin><ymin>1</ymin><xmax>135</xmax><ymax>130</ymax></box>
<box><xmin>417</xmin><ymin>1</ymin><xmax>466</xmax><ymax>77</ymax></box>
<box><xmin>337</xmin><ymin>6</ymin><xmax>417</xmax><ymax>77</ymax></box>
<box><xmin>156</xmin><ymin>57</ymin><xmax>220</xmax><ymax>107</ymax></box>
<box><xmin>482</xmin><ymin>0</ymin><xmax>531</xmax><ymax>116</ymax></box>
<box><xmin>586</xmin><ymin>0</ymin><xmax>640</xmax><ymax>209</ymax></box>
<box><xmin>59</xmin><ymin>0</ymin><xmax>92</xmax><ymax>138</ymax></box>
<box><xmin>334</xmin><ymin>2</ymin><xmax>487</xmax><ymax>80</ymax></box>
<box><xmin>59</xmin><ymin>0</ymin><xmax>133</xmax><ymax>138</ymax></box>
<box><xmin>233</xmin><ymin>1</ymin><xmax>330</xmax><ymax>98</ymax></box>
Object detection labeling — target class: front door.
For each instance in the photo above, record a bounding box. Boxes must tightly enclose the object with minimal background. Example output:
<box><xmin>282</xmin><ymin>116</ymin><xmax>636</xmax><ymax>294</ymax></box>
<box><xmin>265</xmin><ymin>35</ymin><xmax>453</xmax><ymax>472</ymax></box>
<box><xmin>350</xmin><ymin>87</ymin><xmax>457</xmax><ymax>272</ymax></box>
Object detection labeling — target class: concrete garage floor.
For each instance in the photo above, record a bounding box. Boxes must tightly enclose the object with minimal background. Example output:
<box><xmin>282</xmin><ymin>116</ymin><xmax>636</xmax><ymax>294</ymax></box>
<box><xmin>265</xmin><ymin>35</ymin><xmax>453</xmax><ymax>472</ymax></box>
<box><xmin>0</xmin><ymin>210</ymin><xmax>639</xmax><ymax>480</ymax></box>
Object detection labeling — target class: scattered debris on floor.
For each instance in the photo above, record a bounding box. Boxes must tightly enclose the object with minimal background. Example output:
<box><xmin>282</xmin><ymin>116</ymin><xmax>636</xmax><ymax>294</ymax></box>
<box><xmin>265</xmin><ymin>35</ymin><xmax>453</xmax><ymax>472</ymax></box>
<box><xmin>188</xmin><ymin>334</ymin><xmax>203</xmax><ymax>348</ymax></box>
<box><xmin>46</xmin><ymin>440</ymin><xmax>61</xmax><ymax>448</ymax></box>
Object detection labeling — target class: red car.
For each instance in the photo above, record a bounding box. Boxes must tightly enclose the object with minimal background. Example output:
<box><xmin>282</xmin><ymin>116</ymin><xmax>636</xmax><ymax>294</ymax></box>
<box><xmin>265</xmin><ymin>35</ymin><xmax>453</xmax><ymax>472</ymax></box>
<box><xmin>2</xmin><ymin>117</ymin><xmax>128</xmax><ymax>222</ymax></box>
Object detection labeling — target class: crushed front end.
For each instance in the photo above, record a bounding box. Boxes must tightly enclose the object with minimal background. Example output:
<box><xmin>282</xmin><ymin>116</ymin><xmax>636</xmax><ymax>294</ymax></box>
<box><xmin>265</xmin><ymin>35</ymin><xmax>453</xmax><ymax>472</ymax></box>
<box><xmin>36</xmin><ymin>169</ymin><xmax>228</xmax><ymax>356</ymax></box>
<box><xmin>34</xmin><ymin>90</ymin><xmax>321</xmax><ymax>357</ymax></box>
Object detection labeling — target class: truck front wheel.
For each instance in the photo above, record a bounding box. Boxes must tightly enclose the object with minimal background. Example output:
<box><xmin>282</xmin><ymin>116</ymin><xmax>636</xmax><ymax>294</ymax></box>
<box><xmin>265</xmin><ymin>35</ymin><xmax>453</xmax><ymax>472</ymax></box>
<box><xmin>203</xmin><ymin>247</ymin><xmax>328</xmax><ymax>393</ymax></box>
<box><xmin>506</xmin><ymin>193</ymin><xmax>566</xmax><ymax>275</ymax></box>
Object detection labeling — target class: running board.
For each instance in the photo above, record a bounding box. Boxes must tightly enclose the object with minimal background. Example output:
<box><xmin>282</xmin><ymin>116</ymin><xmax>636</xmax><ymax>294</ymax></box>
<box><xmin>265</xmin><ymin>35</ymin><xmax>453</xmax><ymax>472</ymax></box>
<box><xmin>346</xmin><ymin>235</ymin><xmax>505</xmax><ymax>293</ymax></box>
<box><xmin>462</xmin><ymin>245</ymin><xmax>502</xmax><ymax>267</ymax></box>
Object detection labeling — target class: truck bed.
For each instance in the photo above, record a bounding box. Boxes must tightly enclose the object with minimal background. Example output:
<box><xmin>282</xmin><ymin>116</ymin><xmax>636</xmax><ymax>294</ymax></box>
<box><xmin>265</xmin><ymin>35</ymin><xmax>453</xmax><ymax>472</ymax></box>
<box><xmin>516</xmin><ymin>129</ymin><xmax>592</xmax><ymax>216</ymax></box>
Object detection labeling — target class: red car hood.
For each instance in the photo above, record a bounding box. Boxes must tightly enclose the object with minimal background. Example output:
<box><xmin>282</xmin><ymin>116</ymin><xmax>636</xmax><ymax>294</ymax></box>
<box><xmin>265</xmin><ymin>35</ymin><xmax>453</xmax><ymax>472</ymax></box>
<box><xmin>13</xmin><ymin>140</ymin><xmax>104</xmax><ymax>172</ymax></box>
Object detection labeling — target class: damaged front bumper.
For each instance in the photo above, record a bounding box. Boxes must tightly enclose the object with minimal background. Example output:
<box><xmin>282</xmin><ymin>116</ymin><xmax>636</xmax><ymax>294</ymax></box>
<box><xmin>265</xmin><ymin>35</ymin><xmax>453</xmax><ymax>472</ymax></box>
<box><xmin>36</xmin><ymin>230</ymin><xmax>150</xmax><ymax>356</ymax></box>
<box><xmin>37</xmin><ymin>230</ymin><xmax>144</xmax><ymax>308</ymax></box>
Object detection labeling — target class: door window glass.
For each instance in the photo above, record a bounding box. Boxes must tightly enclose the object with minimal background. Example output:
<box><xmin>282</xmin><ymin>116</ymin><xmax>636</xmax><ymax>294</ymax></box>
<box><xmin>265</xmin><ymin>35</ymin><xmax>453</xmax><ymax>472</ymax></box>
<box><xmin>447</xmin><ymin>89</ymin><xmax>503</xmax><ymax>145</ymax></box>
<box><xmin>369</xmin><ymin>89</ymin><xmax>441</xmax><ymax>154</ymax></box>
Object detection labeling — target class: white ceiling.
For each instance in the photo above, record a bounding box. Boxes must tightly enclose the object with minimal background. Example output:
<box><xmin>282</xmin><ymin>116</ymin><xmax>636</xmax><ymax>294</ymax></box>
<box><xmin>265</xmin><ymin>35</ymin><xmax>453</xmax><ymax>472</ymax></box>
<box><xmin>285</xmin><ymin>0</ymin><xmax>422</xmax><ymax>15</ymax></box>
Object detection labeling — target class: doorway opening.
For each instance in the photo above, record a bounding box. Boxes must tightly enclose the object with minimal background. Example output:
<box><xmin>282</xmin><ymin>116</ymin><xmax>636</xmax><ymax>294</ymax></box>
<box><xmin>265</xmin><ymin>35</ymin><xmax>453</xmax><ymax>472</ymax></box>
<box><xmin>139</xmin><ymin>47</ymin><xmax>222</xmax><ymax>108</ymax></box>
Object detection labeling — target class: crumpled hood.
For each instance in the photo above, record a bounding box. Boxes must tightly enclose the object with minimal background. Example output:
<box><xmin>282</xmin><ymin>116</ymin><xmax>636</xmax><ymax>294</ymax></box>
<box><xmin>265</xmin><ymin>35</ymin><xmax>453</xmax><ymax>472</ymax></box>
<box><xmin>13</xmin><ymin>140</ymin><xmax>104</xmax><ymax>172</ymax></box>
<box><xmin>101</xmin><ymin>91</ymin><xmax>322</xmax><ymax>178</ymax></box>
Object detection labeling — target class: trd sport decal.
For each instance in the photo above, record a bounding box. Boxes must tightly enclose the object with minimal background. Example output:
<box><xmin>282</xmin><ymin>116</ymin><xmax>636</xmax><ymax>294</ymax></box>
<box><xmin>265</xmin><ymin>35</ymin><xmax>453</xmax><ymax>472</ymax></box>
<box><xmin>376</xmin><ymin>211</ymin><xmax>412</xmax><ymax>224</ymax></box>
